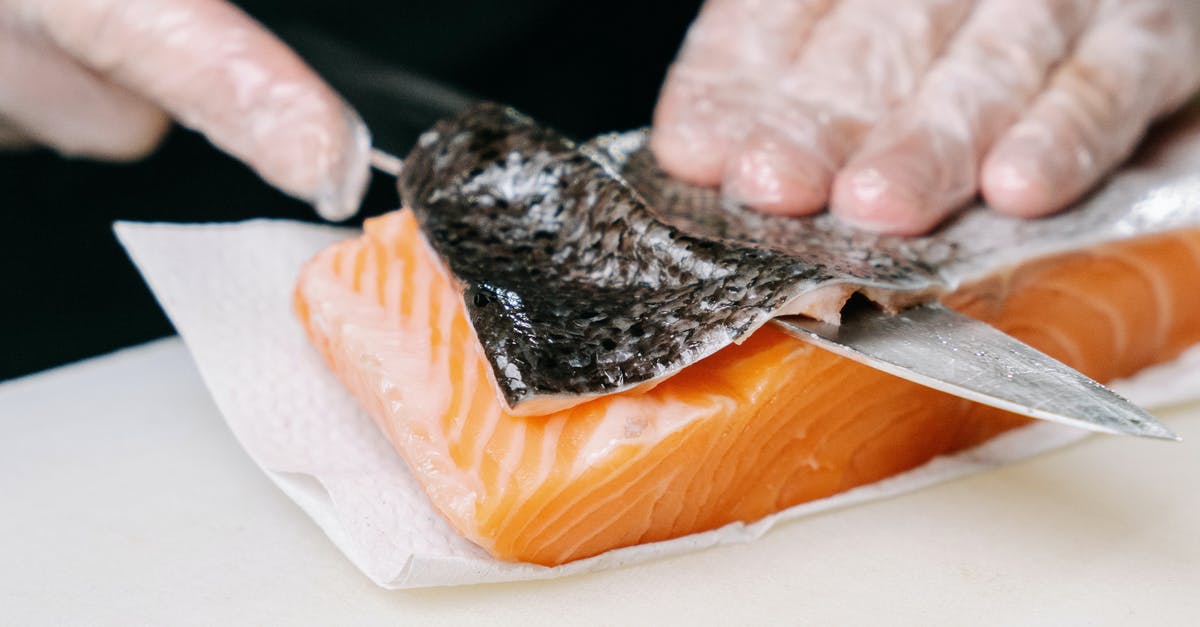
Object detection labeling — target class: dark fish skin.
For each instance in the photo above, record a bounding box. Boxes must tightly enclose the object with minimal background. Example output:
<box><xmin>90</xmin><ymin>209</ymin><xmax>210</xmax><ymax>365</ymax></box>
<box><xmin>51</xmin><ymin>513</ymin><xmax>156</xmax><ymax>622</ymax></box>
<box><xmin>399</xmin><ymin>104</ymin><xmax>940</xmax><ymax>410</ymax></box>
<box><xmin>400</xmin><ymin>102</ymin><xmax>1200</xmax><ymax>412</ymax></box>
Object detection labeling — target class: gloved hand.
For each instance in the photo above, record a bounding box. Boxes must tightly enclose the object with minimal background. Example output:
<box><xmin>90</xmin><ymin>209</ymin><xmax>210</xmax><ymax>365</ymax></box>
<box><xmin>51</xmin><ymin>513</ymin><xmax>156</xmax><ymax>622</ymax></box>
<box><xmin>652</xmin><ymin>0</ymin><xmax>1200</xmax><ymax>235</ymax></box>
<box><xmin>0</xmin><ymin>0</ymin><xmax>369</xmax><ymax>220</ymax></box>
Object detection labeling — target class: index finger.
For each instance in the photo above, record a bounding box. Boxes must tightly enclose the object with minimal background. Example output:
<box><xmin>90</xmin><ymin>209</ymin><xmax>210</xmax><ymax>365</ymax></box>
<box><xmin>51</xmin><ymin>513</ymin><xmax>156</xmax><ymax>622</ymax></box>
<box><xmin>17</xmin><ymin>0</ymin><xmax>370</xmax><ymax>220</ymax></box>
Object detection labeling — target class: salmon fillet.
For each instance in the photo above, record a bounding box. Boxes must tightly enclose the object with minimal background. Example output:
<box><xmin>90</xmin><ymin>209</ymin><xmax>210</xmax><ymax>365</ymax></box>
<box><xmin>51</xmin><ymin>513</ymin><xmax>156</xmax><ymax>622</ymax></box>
<box><xmin>294</xmin><ymin>209</ymin><xmax>1200</xmax><ymax>566</ymax></box>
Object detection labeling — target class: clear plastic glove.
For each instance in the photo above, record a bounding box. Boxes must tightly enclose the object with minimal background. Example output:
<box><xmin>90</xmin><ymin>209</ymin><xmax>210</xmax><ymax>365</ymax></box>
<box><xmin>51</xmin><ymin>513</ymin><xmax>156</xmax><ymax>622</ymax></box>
<box><xmin>0</xmin><ymin>0</ymin><xmax>369</xmax><ymax>220</ymax></box>
<box><xmin>652</xmin><ymin>0</ymin><xmax>1200</xmax><ymax>235</ymax></box>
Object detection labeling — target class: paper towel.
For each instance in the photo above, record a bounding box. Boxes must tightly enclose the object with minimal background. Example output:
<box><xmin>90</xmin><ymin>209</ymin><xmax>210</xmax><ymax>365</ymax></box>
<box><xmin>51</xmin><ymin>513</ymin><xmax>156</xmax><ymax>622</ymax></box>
<box><xmin>114</xmin><ymin>219</ymin><xmax>1200</xmax><ymax>589</ymax></box>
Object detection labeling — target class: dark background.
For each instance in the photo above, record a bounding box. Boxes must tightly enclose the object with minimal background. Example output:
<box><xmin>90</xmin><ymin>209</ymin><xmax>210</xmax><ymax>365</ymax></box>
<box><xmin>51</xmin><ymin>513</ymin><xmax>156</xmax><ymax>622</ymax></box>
<box><xmin>0</xmin><ymin>1</ymin><xmax>702</xmax><ymax>380</ymax></box>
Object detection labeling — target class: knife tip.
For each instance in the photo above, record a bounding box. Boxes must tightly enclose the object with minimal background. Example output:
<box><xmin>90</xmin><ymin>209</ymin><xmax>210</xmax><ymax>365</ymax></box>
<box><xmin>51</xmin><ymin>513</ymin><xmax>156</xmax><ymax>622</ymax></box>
<box><xmin>1129</xmin><ymin>421</ymin><xmax>1182</xmax><ymax>442</ymax></box>
<box><xmin>1155</xmin><ymin>429</ymin><xmax>1183</xmax><ymax>443</ymax></box>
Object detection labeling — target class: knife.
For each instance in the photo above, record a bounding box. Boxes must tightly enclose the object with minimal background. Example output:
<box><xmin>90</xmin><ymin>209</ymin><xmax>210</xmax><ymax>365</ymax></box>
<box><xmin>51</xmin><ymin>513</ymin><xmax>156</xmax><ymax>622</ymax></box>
<box><xmin>774</xmin><ymin>304</ymin><xmax>1177</xmax><ymax>440</ymax></box>
<box><xmin>287</xmin><ymin>28</ymin><xmax>1178</xmax><ymax>441</ymax></box>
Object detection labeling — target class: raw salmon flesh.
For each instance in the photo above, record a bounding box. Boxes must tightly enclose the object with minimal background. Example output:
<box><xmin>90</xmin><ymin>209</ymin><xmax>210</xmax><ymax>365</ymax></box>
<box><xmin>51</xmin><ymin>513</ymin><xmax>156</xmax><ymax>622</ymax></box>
<box><xmin>295</xmin><ymin>209</ymin><xmax>1200</xmax><ymax>566</ymax></box>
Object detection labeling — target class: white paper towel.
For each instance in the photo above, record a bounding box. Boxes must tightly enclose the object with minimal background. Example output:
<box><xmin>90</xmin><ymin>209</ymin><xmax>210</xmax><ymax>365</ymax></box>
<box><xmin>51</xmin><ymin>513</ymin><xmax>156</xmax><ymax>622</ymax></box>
<box><xmin>114</xmin><ymin>218</ymin><xmax>1200</xmax><ymax>589</ymax></box>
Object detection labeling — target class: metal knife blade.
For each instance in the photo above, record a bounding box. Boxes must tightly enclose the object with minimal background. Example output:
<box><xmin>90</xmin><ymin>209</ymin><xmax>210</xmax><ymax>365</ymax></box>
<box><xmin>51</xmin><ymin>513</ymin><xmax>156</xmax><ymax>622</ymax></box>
<box><xmin>290</xmin><ymin>29</ymin><xmax>1178</xmax><ymax>441</ymax></box>
<box><xmin>774</xmin><ymin>303</ymin><xmax>1178</xmax><ymax>440</ymax></box>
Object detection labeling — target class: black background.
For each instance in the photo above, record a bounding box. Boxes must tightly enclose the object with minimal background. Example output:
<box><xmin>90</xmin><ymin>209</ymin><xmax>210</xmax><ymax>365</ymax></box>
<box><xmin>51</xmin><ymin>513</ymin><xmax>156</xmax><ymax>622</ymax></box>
<box><xmin>0</xmin><ymin>1</ymin><xmax>702</xmax><ymax>380</ymax></box>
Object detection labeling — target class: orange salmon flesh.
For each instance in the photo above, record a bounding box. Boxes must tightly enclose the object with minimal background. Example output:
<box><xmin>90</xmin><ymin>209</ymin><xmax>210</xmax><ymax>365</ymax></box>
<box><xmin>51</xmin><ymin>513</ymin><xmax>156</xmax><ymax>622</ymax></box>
<box><xmin>294</xmin><ymin>209</ymin><xmax>1200</xmax><ymax>566</ymax></box>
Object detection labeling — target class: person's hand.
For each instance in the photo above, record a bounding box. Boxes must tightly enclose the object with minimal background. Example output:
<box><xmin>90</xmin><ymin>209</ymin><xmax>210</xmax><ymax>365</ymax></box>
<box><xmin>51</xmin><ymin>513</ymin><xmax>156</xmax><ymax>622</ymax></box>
<box><xmin>0</xmin><ymin>0</ymin><xmax>369</xmax><ymax>220</ymax></box>
<box><xmin>651</xmin><ymin>0</ymin><xmax>1200</xmax><ymax>235</ymax></box>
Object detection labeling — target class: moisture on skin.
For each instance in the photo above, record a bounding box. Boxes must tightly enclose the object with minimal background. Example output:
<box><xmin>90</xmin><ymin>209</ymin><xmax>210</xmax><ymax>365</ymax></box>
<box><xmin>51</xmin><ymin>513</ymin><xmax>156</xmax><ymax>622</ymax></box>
<box><xmin>400</xmin><ymin>102</ymin><xmax>1200</xmax><ymax>413</ymax></box>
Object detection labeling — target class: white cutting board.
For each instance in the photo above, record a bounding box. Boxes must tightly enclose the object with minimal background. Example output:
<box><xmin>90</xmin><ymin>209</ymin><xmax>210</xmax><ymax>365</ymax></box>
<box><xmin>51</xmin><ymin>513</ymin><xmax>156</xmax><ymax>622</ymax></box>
<box><xmin>2</xmin><ymin>338</ymin><xmax>1198</xmax><ymax>625</ymax></box>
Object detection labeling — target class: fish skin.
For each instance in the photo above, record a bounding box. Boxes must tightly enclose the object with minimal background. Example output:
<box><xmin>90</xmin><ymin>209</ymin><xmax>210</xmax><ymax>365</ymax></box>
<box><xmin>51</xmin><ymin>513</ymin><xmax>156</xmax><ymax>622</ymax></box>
<box><xmin>400</xmin><ymin>104</ymin><xmax>839</xmax><ymax>412</ymax></box>
<box><xmin>400</xmin><ymin>103</ymin><xmax>1200</xmax><ymax>414</ymax></box>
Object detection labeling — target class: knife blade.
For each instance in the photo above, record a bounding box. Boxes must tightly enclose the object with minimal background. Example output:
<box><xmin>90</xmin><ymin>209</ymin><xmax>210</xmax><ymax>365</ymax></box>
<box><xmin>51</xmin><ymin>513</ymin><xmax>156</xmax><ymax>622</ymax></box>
<box><xmin>774</xmin><ymin>303</ymin><xmax>1178</xmax><ymax>440</ymax></box>
<box><xmin>289</xmin><ymin>29</ymin><xmax>1178</xmax><ymax>441</ymax></box>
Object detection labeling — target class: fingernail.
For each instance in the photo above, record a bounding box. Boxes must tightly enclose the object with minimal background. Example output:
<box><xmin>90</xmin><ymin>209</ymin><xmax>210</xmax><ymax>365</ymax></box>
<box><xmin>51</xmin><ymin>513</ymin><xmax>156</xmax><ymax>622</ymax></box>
<box><xmin>649</xmin><ymin>120</ymin><xmax>730</xmax><ymax>186</ymax></box>
<box><xmin>314</xmin><ymin>108</ymin><xmax>372</xmax><ymax>221</ymax></box>
<box><xmin>982</xmin><ymin>145</ymin><xmax>1058</xmax><ymax>218</ymax></box>
<box><xmin>984</xmin><ymin>158</ymin><xmax>1036</xmax><ymax>194</ymax></box>
<box><xmin>981</xmin><ymin>123</ymin><xmax>1080</xmax><ymax>217</ymax></box>
<box><xmin>831</xmin><ymin>166</ymin><xmax>931</xmax><ymax>235</ymax></box>
<box><xmin>722</xmin><ymin>141</ymin><xmax>830</xmax><ymax>215</ymax></box>
<box><xmin>981</xmin><ymin>158</ymin><xmax>1060</xmax><ymax>218</ymax></box>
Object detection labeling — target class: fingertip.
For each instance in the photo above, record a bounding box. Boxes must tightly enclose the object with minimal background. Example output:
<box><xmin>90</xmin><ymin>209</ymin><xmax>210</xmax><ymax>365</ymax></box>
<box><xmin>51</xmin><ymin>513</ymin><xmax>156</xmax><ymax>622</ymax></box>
<box><xmin>980</xmin><ymin>151</ymin><xmax>1065</xmax><ymax>218</ymax></box>
<box><xmin>234</xmin><ymin>84</ymin><xmax>372</xmax><ymax>221</ymax></box>
<box><xmin>313</xmin><ymin>107</ymin><xmax>372</xmax><ymax>221</ymax></box>
<box><xmin>720</xmin><ymin>139</ymin><xmax>830</xmax><ymax>215</ymax></box>
<box><xmin>649</xmin><ymin>71</ymin><xmax>745</xmax><ymax>186</ymax></box>
<box><xmin>648</xmin><ymin>123</ymin><xmax>727</xmax><ymax>187</ymax></box>
<box><xmin>830</xmin><ymin>166</ymin><xmax>940</xmax><ymax>236</ymax></box>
